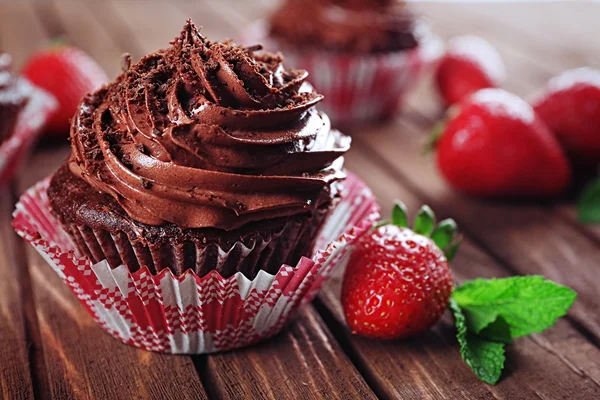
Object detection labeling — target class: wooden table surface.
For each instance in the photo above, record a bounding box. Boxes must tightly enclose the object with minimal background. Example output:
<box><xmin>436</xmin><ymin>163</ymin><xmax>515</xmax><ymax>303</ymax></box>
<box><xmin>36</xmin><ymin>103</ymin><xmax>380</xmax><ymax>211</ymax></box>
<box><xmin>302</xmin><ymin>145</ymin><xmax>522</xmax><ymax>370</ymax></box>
<box><xmin>1</xmin><ymin>1</ymin><xmax>600</xmax><ymax>399</ymax></box>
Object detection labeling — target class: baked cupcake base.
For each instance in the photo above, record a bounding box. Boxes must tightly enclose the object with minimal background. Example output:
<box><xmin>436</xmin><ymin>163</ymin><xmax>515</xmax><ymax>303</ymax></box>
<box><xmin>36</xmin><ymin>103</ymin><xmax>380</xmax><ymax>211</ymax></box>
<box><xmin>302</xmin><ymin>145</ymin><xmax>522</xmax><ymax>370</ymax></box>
<box><xmin>13</xmin><ymin>171</ymin><xmax>379</xmax><ymax>354</ymax></box>
<box><xmin>49</xmin><ymin>164</ymin><xmax>334</xmax><ymax>279</ymax></box>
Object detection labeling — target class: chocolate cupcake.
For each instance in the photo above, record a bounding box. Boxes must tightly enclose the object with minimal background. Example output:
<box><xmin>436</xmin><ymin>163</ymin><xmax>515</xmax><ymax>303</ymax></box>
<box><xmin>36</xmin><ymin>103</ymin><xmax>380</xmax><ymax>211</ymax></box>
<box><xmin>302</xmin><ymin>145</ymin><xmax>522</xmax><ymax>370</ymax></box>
<box><xmin>246</xmin><ymin>0</ymin><xmax>442</xmax><ymax>124</ymax></box>
<box><xmin>269</xmin><ymin>0</ymin><xmax>420</xmax><ymax>54</ymax></box>
<box><xmin>0</xmin><ymin>54</ymin><xmax>29</xmax><ymax>145</ymax></box>
<box><xmin>48</xmin><ymin>20</ymin><xmax>350</xmax><ymax>279</ymax></box>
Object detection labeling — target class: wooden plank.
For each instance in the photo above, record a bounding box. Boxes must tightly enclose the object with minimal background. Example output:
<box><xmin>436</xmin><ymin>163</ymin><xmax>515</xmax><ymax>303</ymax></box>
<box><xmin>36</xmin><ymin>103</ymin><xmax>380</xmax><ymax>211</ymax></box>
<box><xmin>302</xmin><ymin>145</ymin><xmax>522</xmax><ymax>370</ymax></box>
<box><xmin>313</xmin><ymin>149</ymin><xmax>600</xmax><ymax>399</ymax></box>
<box><xmin>203</xmin><ymin>306</ymin><xmax>376</xmax><ymax>400</ymax></box>
<box><xmin>0</xmin><ymin>194</ymin><xmax>35</xmax><ymax>400</ymax></box>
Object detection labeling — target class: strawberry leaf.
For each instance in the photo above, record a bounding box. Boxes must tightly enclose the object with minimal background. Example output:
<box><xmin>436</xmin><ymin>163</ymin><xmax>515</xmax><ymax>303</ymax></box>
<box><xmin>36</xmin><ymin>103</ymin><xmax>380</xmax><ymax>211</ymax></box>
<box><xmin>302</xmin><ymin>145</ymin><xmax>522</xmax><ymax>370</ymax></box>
<box><xmin>578</xmin><ymin>178</ymin><xmax>600</xmax><ymax>224</ymax></box>
<box><xmin>449</xmin><ymin>299</ymin><xmax>505</xmax><ymax>384</ymax></box>
<box><xmin>431</xmin><ymin>218</ymin><xmax>457</xmax><ymax>250</ymax></box>
<box><xmin>414</xmin><ymin>205</ymin><xmax>435</xmax><ymax>236</ymax></box>
<box><xmin>391</xmin><ymin>201</ymin><xmax>409</xmax><ymax>227</ymax></box>
<box><xmin>452</xmin><ymin>276</ymin><xmax>576</xmax><ymax>338</ymax></box>
<box><xmin>444</xmin><ymin>239</ymin><xmax>461</xmax><ymax>262</ymax></box>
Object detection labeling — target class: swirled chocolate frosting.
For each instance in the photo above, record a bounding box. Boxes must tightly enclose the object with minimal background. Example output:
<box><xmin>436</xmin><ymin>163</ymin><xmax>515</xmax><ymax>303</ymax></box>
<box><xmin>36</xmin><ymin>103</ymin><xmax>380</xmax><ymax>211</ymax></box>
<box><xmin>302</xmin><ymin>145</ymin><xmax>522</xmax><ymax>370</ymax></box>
<box><xmin>69</xmin><ymin>20</ymin><xmax>349</xmax><ymax>231</ymax></box>
<box><xmin>269</xmin><ymin>0</ymin><xmax>419</xmax><ymax>53</ymax></box>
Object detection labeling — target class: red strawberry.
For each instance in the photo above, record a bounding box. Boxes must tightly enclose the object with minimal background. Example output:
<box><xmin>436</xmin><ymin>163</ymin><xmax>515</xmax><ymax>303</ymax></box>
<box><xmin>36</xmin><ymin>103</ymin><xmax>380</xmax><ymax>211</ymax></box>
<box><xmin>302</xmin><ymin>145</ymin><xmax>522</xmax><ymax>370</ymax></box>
<box><xmin>342</xmin><ymin>203</ymin><xmax>456</xmax><ymax>339</ymax></box>
<box><xmin>436</xmin><ymin>88</ymin><xmax>571</xmax><ymax>197</ymax></box>
<box><xmin>21</xmin><ymin>44</ymin><xmax>108</xmax><ymax>137</ymax></box>
<box><xmin>435</xmin><ymin>36</ymin><xmax>506</xmax><ymax>107</ymax></box>
<box><xmin>532</xmin><ymin>67</ymin><xmax>600</xmax><ymax>168</ymax></box>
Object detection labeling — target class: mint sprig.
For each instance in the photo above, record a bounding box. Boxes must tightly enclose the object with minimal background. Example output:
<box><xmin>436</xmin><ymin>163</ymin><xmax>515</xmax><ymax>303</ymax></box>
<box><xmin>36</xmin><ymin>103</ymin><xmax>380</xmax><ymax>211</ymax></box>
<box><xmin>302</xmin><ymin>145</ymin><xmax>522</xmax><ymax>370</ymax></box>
<box><xmin>578</xmin><ymin>177</ymin><xmax>600</xmax><ymax>224</ymax></box>
<box><xmin>449</xmin><ymin>299</ymin><xmax>505</xmax><ymax>384</ymax></box>
<box><xmin>450</xmin><ymin>276</ymin><xmax>576</xmax><ymax>384</ymax></box>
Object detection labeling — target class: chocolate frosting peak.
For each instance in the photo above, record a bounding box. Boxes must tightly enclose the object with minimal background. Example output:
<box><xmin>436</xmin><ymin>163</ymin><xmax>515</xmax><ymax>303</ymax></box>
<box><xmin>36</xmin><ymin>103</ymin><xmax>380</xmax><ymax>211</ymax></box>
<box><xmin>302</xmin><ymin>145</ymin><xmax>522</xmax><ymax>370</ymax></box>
<box><xmin>69</xmin><ymin>20</ymin><xmax>349</xmax><ymax>230</ymax></box>
<box><xmin>269</xmin><ymin>0</ymin><xmax>419</xmax><ymax>53</ymax></box>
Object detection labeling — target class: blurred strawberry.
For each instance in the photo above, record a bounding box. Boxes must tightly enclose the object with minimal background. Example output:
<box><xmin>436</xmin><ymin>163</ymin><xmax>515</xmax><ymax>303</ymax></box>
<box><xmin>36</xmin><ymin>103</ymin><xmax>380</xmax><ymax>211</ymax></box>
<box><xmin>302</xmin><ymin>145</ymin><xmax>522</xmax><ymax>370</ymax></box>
<box><xmin>342</xmin><ymin>203</ymin><xmax>457</xmax><ymax>340</ymax></box>
<box><xmin>435</xmin><ymin>88</ymin><xmax>571</xmax><ymax>197</ymax></box>
<box><xmin>532</xmin><ymin>67</ymin><xmax>600</xmax><ymax>168</ymax></box>
<box><xmin>21</xmin><ymin>43</ymin><xmax>108</xmax><ymax>137</ymax></box>
<box><xmin>435</xmin><ymin>36</ymin><xmax>506</xmax><ymax>107</ymax></box>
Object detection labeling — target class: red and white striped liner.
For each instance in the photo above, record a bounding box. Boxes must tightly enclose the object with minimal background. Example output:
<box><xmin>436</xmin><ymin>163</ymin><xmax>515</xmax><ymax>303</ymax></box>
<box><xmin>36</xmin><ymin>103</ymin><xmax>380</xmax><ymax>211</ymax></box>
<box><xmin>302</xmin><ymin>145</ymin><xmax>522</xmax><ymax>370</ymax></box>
<box><xmin>0</xmin><ymin>79</ymin><xmax>56</xmax><ymax>184</ymax></box>
<box><xmin>243</xmin><ymin>21</ymin><xmax>443</xmax><ymax>125</ymax></box>
<box><xmin>12</xmin><ymin>172</ymin><xmax>379</xmax><ymax>354</ymax></box>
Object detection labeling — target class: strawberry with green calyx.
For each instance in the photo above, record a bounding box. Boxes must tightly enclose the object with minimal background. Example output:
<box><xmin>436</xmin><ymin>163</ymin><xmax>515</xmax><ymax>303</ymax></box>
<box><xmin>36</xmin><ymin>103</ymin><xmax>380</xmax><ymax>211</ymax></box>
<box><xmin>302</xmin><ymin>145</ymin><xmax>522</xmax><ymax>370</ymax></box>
<box><xmin>342</xmin><ymin>202</ymin><xmax>459</xmax><ymax>340</ymax></box>
<box><xmin>342</xmin><ymin>202</ymin><xmax>577</xmax><ymax>385</ymax></box>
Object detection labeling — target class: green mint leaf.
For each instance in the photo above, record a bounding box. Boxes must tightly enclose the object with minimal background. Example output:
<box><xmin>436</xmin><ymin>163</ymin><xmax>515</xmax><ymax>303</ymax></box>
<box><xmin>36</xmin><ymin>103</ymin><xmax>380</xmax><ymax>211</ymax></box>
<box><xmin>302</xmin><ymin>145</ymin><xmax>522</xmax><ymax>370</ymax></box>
<box><xmin>449</xmin><ymin>299</ymin><xmax>505</xmax><ymax>384</ymax></box>
<box><xmin>431</xmin><ymin>218</ymin><xmax>457</xmax><ymax>250</ymax></box>
<box><xmin>414</xmin><ymin>205</ymin><xmax>435</xmax><ymax>236</ymax></box>
<box><xmin>391</xmin><ymin>201</ymin><xmax>408</xmax><ymax>227</ymax></box>
<box><xmin>452</xmin><ymin>276</ymin><xmax>576</xmax><ymax>338</ymax></box>
<box><xmin>478</xmin><ymin>317</ymin><xmax>513</xmax><ymax>344</ymax></box>
<box><xmin>578</xmin><ymin>178</ymin><xmax>600</xmax><ymax>224</ymax></box>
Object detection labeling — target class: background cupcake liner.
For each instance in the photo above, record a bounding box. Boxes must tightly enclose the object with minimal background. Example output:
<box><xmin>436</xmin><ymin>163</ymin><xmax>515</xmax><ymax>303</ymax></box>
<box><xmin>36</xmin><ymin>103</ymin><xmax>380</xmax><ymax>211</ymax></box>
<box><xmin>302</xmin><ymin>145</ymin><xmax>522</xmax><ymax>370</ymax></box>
<box><xmin>13</xmin><ymin>172</ymin><xmax>380</xmax><ymax>354</ymax></box>
<box><xmin>244</xmin><ymin>21</ymin><xmax>444</xmax><ymax>125</ymax></box>
<box><xmin>0</xmin><ymin>79</ymin><xmax>56</xmax><ymax>184</ymax></box>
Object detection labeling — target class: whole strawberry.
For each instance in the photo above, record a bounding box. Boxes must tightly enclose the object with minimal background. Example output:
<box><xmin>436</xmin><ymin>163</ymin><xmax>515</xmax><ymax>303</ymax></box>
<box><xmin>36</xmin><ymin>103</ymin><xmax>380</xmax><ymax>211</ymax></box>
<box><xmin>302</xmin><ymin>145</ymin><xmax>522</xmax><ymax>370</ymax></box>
<box><xmin>342</xmin><ymin>203</ymin><xmax>457</xmax><ymax>339</ymax></box>
<box><xmin>21</xmin><ymin>43</ymin><xmax>108</xmax><ymax>137</ymax></box>
<box><xmin>436</xmin><ymin>88</ymin><xmax>571</xmax><ymax>197</ymax></box>
<box><xmin>435</xmin><ymin>36</ymin><xmax>506</xmax><ymax>107</ymax></box>
<box><xmin>532</xmin><ymin>67</ymin><xmax>600</xmax><ymax>168</ymax></box>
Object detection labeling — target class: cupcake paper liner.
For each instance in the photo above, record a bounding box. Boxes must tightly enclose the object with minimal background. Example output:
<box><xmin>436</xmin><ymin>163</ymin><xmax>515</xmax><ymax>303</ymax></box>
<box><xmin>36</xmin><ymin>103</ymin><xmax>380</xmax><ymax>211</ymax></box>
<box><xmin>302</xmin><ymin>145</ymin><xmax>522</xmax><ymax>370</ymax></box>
<box><xmin>0</xmin><ymin>80</ymin><xmax>56</xmax><ymax>184</ymax></box>
<box><xmin>244</xmin><ymin>21</ymin><xmax>443</xmax><ymax>125</ymax></box>
<box><xmin>13</xmin><ymin>172</ymin><xmax>379</xmax><ymax>354</ymax></box>
<box><xmin>58</xmin><ymin>201</ymin><xmax>331</xmax><ymax>280</ymax></box>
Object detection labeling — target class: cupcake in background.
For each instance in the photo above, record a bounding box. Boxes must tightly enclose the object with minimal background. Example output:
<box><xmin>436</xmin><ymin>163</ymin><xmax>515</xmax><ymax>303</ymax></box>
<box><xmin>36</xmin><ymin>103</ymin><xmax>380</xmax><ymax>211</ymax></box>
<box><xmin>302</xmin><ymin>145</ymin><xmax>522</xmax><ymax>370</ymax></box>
<box><xmin>0</xmin><ymin>54</ymin><xmax>56</xmax><ymax>184</ymax></box>
<box><xmin>0</xmin><ymin>54</ymin><xmax>29</xmax><ymax>145</ymax></box>
<box><xmin>246</xmin><ymin>0</ymin><xmax>443</xmax><ymax>125</ymax></box>
<box><xmin>13</xmin><ymin>20</ymin><xmax>379</xmax><ymax>354</ymax></box>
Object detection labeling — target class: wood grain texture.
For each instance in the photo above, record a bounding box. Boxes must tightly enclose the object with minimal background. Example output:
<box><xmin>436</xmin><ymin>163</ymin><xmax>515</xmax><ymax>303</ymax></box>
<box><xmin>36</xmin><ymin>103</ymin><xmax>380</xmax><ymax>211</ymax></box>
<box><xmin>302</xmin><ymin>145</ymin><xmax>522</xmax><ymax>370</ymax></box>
<box><xmin>203</xmin><ymin>306</ymin><xmax>376</xmax><ymax>400</ymax></box>
<box><xmin>0</xmin><ymin>193</ymin><xmax>35</xmax><ymax>400</ymax></box>
<box><xmin>0</xmin><ymin>3</ymin><xmax>47</xmax><ymax>68</ymax></box>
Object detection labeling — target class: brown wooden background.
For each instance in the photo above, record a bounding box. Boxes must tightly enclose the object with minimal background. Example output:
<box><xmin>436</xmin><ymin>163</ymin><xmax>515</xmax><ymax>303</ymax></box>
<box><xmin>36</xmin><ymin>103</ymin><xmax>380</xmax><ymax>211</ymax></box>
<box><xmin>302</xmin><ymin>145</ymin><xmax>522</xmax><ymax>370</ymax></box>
<box><xmin>1</xmin><ymin>1</ymin><xmax>600</xmax><ymax>399</ymax></box>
